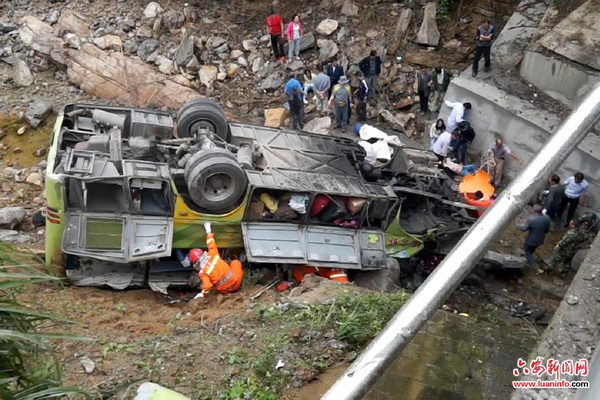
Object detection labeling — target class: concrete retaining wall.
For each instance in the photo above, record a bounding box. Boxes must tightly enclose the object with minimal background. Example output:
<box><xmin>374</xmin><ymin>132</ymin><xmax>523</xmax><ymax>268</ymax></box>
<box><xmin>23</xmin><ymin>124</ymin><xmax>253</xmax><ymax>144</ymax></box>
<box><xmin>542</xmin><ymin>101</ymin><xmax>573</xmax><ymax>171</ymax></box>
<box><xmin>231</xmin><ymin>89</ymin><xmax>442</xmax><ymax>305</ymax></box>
<box><xmin>520</xmin><ymin>50</ymin><xmax>600</xmax><ymax>107</ymax></box>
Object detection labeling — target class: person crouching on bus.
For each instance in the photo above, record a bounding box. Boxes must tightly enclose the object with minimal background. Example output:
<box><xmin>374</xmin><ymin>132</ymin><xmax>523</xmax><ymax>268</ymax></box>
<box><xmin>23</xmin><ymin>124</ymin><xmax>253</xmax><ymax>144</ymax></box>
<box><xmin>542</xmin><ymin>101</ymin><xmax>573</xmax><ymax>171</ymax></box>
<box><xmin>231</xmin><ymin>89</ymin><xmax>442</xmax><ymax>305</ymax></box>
<box><xmin>188</xmin><ymin>222</ymin><xmax>244</xmax><ymax>297</ymax></box>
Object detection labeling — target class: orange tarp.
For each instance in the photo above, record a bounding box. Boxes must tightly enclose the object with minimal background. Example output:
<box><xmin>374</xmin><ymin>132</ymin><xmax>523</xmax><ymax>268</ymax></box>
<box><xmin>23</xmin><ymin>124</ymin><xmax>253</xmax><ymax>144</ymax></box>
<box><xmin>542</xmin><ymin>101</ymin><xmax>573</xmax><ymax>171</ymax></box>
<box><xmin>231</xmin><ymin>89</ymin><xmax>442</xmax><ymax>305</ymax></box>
<box><xmin>458</xmin><ymin>169</ymin><xmax>495</xmax><ymax>200</ymax></box>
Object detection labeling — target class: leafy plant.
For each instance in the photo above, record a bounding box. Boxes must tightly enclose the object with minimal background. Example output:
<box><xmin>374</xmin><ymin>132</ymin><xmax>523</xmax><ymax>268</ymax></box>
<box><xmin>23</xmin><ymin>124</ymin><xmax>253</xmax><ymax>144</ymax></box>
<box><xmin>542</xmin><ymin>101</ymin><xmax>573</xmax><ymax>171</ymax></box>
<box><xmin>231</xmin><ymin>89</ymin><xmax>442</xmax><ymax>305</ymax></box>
<box><xmin>437</xmin><ymin>0</ymin><xmax>455</xmax><ymax>22</ymax></box>
<box><xmin>0</xmin><ymin>243</ymin><xmax>92</xmax><ymax>400</ymax></box>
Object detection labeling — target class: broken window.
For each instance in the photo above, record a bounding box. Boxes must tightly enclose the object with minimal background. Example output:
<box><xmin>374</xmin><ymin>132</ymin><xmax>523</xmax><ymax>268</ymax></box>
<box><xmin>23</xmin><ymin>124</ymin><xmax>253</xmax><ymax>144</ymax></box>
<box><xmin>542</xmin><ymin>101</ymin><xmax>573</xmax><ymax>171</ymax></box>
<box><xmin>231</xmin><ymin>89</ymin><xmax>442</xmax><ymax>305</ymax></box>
<box><xmin>86</xmin><ymin>182</ymin><xmax>128</xmax><ymax>213</ymax></box>
<box><xmin>129</xmin><ymin>179</ymin><xmax>172</xmax><ymax>215</ymax></box>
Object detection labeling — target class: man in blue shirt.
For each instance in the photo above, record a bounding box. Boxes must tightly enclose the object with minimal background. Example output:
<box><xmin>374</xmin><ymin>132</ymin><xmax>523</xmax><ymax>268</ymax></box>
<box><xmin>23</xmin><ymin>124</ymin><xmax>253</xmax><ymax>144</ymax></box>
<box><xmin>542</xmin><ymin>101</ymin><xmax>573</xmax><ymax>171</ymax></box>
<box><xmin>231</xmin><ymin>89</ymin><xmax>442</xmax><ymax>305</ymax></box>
<box><xmin>284</xmin><ymin>73</ymin><xmax>304</xmax><ymax>102</ymax></box>
<box><xmin>558</xmin><ymin>172</ymin><xmax>589</xmax><ymax>228</ymax></box>
<box><xmin>516</xmin><ymin>204</ymin><xmax>551</xmax><ymax>269</ymax></box>
<box><xmin>326</xmin><ymin>59</ymin><xmax>344</xmax><ymax>100</ymax></box>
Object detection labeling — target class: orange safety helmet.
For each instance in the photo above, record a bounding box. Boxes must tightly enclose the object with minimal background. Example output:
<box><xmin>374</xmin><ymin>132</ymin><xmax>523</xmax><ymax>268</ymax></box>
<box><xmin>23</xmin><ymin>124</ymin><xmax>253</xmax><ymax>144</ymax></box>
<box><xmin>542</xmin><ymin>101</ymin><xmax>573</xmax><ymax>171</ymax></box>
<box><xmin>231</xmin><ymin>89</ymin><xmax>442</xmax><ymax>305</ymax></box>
<box><xmin>188</xmin><ymin>248</ymin><xmax>204</xmax><ymax>264</ymax></box>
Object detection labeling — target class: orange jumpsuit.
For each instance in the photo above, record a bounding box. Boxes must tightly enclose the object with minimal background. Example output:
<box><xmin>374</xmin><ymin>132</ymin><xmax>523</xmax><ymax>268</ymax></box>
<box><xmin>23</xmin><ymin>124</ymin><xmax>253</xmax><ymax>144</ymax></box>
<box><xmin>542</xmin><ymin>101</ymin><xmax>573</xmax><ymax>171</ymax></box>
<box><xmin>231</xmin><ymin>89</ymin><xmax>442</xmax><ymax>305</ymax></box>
<box><xmin>293</xmin><ymin>265</ymin><xmax>348</xmax><ymax>284</ymax></box>
<box><xmin>199</xmin><ymin>233</ymin><xmax>244</xmax><ymax>295</ymax></box>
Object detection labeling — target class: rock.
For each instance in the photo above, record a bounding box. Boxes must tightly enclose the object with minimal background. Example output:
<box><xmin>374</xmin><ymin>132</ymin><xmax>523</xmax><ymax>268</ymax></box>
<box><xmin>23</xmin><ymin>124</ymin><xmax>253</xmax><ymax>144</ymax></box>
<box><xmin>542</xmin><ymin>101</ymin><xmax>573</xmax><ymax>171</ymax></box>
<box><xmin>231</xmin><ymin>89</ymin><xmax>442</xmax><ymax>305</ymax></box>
<box><xmin>0</xmin><ymin>129</ymin><xmax>5</xmax><ymax>140</ymax></box>
<box><xmin>156</xmin><ymin>55</ymin><xmax>174</xmax><ymax>75</ymax></box>
<box><xmin>162</xmin><ymin>10</ymin><xmax>185</xmax><ymax>29</ymax></box>
<box><xmin>388</xmin><ymin>9</ymin><xmax>412</xmax><ymax>54</ymax></box>
<box><xmin>171</xmin><ymin>74</ymin><xmax>193</xmax><ymax>87</ymax></box>
<box><xmin>242</xmin><ymin>39</ymin><xmax>257</xmax><ymax>51</ymax></box>
<box><xmin>0</xmin><ymin>21</ymin><xmax>18</xmax><ymax>33</ymax></box>
<box><xmin>264</xmin><ymin>108</ymin><xmax>289</xmax><ymax>128</ymax></box>
<box><xmin>80</xmin><ymin>357</ymin><xmax>95</xmax><ymax>374</ymax></box>
<box><xmin>285</xmin><ymin>60</ymin><xmax>305</xmax><ymax>72</ymax></box>
<box><xmin>136</xmin><ymin>25</ymin><xmax>153</xmax><ymax>38</ymax></box>
<box><xmin>137</xmin><ymin>39</ymin><xmax>159</xmax><ymax>61</ymax></box>
<box><xmin>0</xmin><ymin>207</ymin><xmax>27</xmax><ymax>229</ymax></box>
<box><xmin>395</xmin><ymin>113</ymin><xmax>415</xmax><ymax>126</ymax></box>
<box><xmin>261</xmin><ymin>73</ymin><xmax>283</xmax><ymax>91</ymax></box>
<box><xmin>354</xmin><ymin>258</ymin><xmax>401</xmax><ymax>293</ymax></box>
<box><xmin>443</xmin><ymin>39</ymin><xmax>462</xmax><ymax>49</ymax></box>
<box><xmin>3</xmin><ymin>167</ymin><xmax>23</xmax><ymax>179</ymax></box>
<box><xmin>64</xmin><ymin>33</ymin><xmax>81</xmax><ymax>49</ymax></box>
<box><xmin>251</xmin><ymin>57</ymin><xmax>265</xmax><ymax>74</ymax></box>
<box><xmin>404</xmin><ymin>50</ymin><xmax>440</xmax><ymax>68</ymax></box>
<box><xmin>206</xmin><ymin>36</ymin><xmax>227</xmax><ymax>50</ymax></box>
<box><xmin>341</xmin><ymin>0</ymin><xmax>359</xmax><ymax>16</ymax></box>
<box><xmin>199</xmin><ymin>65</ymin><xmax>218</xmax><ymax>88</ymax></box>
<box><xmin>13</xmin><ymin>148</ymin><xmax>23</xmax><ymax>154</ymax></box>
<box><xmin>185</xmin><ymin>56</ymin><xmax>200</xmax><ymax>73</ymax></box>
<box><xmin>183</xmin><ymin>6</ymin><xmax>201</xmax><ymax>22</ymax></box>
<box><xmin>416</xmin><ymin>2</ymin><xmax>440</xmax><ymax>46</ymax></box>
<box><xmin>316</xmin><ymin>19</ymin><xmax>338</xmax><ymax>36</ymax></box>
<box><xmin>144</xmin><ymin>2</ymin><xmax>164</xmax><ymax>19</ymax></box>
<box><xmin>48</xmin><ymin>11</ymin><xmax>60</xmax><ymax>25</ymax></box>
<box><xmin>230</xmin><ymin>49</ymin><xmax>244</xmax><ymax>59</ymax></box>
<box><xmin>17</xmin><ymin>126</ymin><xmax>27</xmax><ymax>135</ymax></box>
<box><xmin>318</xmin><ymin>39</ymin><xmax>339</xmax><ymax>63</ymax></box>
<box><xmin>394</xmin><ymin>97</ymin><xmax>415</xmax><ymax>110</ymax></box>
<box><xmin>214</xmin><ymin>43</ymin><xmax>229</xmax><ymax>54</ymax></box>
<box><xmin>284</xmin><ymin>31</ymin><xmax>315</xmax><ymax>54</ymax></box>
<box><xmin>570</xmin><ymin>249</ymin><xmax>589</xmax><ymax>272</ymax></box>
<box><xmin>226</xmin><ymin>63</ymin><xmax>240</xmax><ymax>78</ymax></box>
<box><xmin>25</xmin><ymin>98</ymin><xmax>53</xmax><ymax>128</ymax></box>
<box><xmin>379</xmin><ymin>109</ymin><xmax>406</xmax><ymax>132</ymax></box>
<box><xmin>13</xmin><ymin>58</ymin><xmax>34</xmax><ymax>87</ymax></box>
<box><xmin>337</xmin><ymin>27</ymin><xmax>350</xmax><ymax>42</ymax></box>
<box><xmin>93</xmin><ymin>35</ymin><xmax>122</xmax><ymax>51</ymax></box>
<box><xmin>58</xmin><ymin>11</ymin><xmax>91</xmax><ymax>36</ymax></box>
<box><xmin>304</xmin><ymin>117</ymin><xmax>332</xmax><ymax>135</ymax></box>
<box><xmin>123</xmin><ymin>40</ymin><xmax>139</xmax><ymax>54</ymax></box>
<box><xmin>238</xmin><ymin>57</ymin><xmax>248</xmax><ymax>67</ymax></box>
<box><xmin>0</xmin><ymin>230</ymin><xmax>31</xmax><ymax>244</ymax></box>
<box><xmin>174</xmin><ymin>36</ymin><xmax>195</xmax><ymax>67</ymax></box>
<box><xmin>26</xmin><ymin>172</ymin><xmax>43</xmax><ymax>187</ymax></box>
<box><xmin>34</xmin><ymin>147</ymin><xmax>47</xmax><ymax>157</ymax></box>
<box><xmin>217</xmin><ymin>72</ymin><xmax>227</xmax><ymax>81</ymax></box>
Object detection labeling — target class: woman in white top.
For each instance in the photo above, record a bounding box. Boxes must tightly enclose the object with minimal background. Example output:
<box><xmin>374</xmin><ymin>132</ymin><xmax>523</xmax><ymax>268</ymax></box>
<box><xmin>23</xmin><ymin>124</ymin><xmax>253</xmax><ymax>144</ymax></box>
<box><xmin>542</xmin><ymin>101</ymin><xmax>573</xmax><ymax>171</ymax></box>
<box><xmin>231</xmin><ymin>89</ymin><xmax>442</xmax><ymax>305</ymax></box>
<box><xmin>286</xmin><ymin>15</ymin><xmax>303</xmax><ymax>62</ymax></box>
<box><xmin>429</xmin><ymin>119</ymin><xmax>446</xmax><ymax>150</ymax></box>
<box><xmin>303</xmin><ymin>68</ymin><xmax>315</xmax><ymax>104</ymax></box>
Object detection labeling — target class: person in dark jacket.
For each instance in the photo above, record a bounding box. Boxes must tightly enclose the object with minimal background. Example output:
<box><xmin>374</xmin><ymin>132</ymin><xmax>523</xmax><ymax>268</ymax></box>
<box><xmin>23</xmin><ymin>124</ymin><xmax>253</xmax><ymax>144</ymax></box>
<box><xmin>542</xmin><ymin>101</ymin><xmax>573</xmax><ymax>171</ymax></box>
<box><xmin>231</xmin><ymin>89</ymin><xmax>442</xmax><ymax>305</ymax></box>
<box><xmin>326</xmin><ymin>59</ymin><xmax>344</xmax><ymax>100</ymax></box>
<box><xmin>542</xmin><ymin>174</ymin><xmax>564</xmax><ymax>227</ymax></box>
<box><xmin>289</xmin><ymin>88</ymin><xmax>304</xmax><ymax>130</ymax></box>
<box><xmin>516</xmin><ymin>204</ymin><xmax>551</xmax><ymax>269</ymax></box>
<box><xmin>472</xmin><ymin>19</ymin><xmax>495</xmax><ymax>77</ymax></box>
<box><xmin>454</xmin><ymin>121</ymin><xmax>476</xmax><ymax>164</ymax></box>
<box><xmin>359</xmin><ymin>50</ymin><xmax>381</xmax><ymax>105</ymax></box>
<box><xmin>430</xmin><ymin>67</ymin><xmax>453</xmax><ymax>112</ymax></box>
<box><xmin>416</xmin><ymin>66</ymin><xmax>432</xmax><ymax>115</ymax></box>
<box><xmin>354</xmin><ymin>71</ymin><xmax>368</xmax><ymax>122</ymax></box>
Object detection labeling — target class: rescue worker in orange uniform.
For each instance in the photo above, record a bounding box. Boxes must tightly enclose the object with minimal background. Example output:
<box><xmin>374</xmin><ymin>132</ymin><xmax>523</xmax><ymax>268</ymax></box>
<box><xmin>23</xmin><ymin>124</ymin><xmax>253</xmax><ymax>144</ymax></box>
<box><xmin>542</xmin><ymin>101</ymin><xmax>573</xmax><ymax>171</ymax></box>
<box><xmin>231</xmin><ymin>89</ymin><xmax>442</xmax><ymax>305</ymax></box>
<box><xmin>293</xmin><ymin>265</ymin><xmax>348</xmax><ymax>284</ymax></box>
<box><xmin>188</xmin><ymin>222</ymin><xmax>244</xmax><ymax>297</ymax></box>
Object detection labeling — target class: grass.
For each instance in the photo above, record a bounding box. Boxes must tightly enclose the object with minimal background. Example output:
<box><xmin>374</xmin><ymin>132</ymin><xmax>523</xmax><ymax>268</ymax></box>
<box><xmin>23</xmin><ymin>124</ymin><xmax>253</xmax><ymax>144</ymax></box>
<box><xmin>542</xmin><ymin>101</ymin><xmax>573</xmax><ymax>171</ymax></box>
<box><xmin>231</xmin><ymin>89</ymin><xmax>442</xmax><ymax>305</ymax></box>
<box><xmin>0</xmin><ymin>243</ymin><xmax>92</xmax><ymax>399</ymax></box>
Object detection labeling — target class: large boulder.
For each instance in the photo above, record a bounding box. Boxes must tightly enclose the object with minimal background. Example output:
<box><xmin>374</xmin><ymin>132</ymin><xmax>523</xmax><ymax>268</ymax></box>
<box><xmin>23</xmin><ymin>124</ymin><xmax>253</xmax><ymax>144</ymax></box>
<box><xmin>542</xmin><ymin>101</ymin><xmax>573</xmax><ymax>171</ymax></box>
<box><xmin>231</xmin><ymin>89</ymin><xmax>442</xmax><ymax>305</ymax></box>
<box><xmin>174</xmin><ymin>36</ymin><xmax>195</xmax><ymax>67</ymax></box>
<box><xmin>284</xmin><ymin>31</ymin><xmax>315</xmax><ymax>54</ymax></box>
<box><xmin>13</xmin><ymin>58</ymin><xmax>34</xmax><ymax>87</ymax></box>
<box><xmin>242</xmin><ymin>39</ymin><xmax>258</xmax><ymax>51</ymax></box>
<box><xmin>0</xmin><ymin>207</ymin><xmax>27</xmax><ymax>230</ymax></box>
<box><xmin>143</xmin><ymin>2</ymin><xmax>164</xmax><ymax>19</ymax></box>
<box><xmin>199</xmin><ymin>65</ymin><xmax>218</xmax><ymax>88</ymax></box>
<box><xmin>261</xmin><ymin>73</ymin><xmax>283</xmax><ymax>91</ymax></box>
<box><xmin>264</xmin><ymin>108</ymin><xmax>289</xmax><ymax>128</ymax></box>
<box><xmin>25</xmin><ymin>98</ymin><xmax>53</xmax><ymax>128</ymax></box>
<box><xmin>378</xmin><ymin>109</ymin><xmax>406</xmax><ymax>132</ymax></box>
<box><xmin>341</xmin><ymin>0</ymin><xmax>359</xmax><ymax>16</ymax></box>
<box><xmin>388</xmin><ymin>9</ymin><xmax>413</xmax><ymax>54</ymax></box>
<box><xmin>416</xmin><ymin>2</ymin><xmax>440</xmax><ymax>46</ymax></box>
<box><xmin>304</xmin><ymin>117</ymin><xmax>332</xmax><ymax>135</ymax></box>
<box><xmin>318</xmin><ymin>39</ymin><xmax>339</xmax><ymax>63</ymax></box>
<box><xmin>316</xmin><ymin>19</ymin><xmax>339</xmax><ymax>36</ymax></box>
<box><xmin>137</xmin><ymin>39</ymin><xmax>159</xmax><ymax>61</ymax></box>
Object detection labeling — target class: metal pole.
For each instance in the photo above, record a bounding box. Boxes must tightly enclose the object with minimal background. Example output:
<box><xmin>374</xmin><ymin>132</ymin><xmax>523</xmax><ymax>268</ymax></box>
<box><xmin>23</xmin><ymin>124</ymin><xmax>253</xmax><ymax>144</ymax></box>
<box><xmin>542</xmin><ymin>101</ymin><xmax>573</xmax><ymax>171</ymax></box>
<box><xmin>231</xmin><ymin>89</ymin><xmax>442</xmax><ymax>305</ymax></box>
<box><xmin>322</xmin><ymin>84</ymin><xmax>600</xmax><ymax>400</ymax></box>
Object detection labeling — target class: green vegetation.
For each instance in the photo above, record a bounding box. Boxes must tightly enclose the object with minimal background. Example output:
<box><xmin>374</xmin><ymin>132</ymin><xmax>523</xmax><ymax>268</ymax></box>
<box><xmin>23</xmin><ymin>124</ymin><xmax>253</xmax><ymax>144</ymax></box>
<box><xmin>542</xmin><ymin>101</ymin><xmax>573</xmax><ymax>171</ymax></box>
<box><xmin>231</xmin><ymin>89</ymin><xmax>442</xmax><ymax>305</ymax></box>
<box><xmin>0</xmin><ymin>243</ymin><xmax>91</xmax><ymax>400</ymax></box>
<box><xmin>437</xmin><ymin>0</ymin><xmax>456</xmax><ymax>22</ymax></box>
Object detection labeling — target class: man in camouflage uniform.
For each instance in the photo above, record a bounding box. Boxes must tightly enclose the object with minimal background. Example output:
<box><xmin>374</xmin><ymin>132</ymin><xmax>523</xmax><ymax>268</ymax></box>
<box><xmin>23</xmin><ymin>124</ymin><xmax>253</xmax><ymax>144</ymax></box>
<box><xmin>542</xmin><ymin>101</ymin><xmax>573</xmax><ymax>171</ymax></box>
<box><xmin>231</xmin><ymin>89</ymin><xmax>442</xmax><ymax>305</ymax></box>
<box><xmin>539</xmin><ymin>220</ymin><xmax>589</xmax><ymax>274</ymax></box>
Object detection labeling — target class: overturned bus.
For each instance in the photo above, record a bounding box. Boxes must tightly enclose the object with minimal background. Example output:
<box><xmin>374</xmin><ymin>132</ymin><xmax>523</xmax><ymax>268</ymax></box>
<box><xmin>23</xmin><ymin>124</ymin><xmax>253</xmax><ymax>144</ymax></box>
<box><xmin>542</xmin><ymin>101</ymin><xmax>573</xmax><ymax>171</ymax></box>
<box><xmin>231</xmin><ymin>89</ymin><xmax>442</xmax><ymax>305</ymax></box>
<box><xmin>44</xmin><ymin>99</ymin><xmax>475</xmax><ymax>289</ymax></box>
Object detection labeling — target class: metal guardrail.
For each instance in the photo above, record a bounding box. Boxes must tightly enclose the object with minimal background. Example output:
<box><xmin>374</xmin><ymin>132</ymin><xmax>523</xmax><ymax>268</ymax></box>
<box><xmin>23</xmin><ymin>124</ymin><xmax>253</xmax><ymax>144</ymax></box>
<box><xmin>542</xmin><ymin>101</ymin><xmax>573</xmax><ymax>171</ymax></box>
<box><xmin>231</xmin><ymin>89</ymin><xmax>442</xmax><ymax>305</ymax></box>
<box><xmin>322</xmin><ymin>84</ymin><xmax>600</xmax><ymax>400</ymax></box>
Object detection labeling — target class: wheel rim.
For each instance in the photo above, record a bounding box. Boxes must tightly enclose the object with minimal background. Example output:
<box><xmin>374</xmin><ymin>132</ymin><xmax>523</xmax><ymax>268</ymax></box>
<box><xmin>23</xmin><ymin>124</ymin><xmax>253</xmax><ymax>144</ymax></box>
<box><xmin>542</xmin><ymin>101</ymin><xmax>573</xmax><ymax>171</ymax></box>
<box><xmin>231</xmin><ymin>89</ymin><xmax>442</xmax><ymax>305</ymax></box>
<box><xmin>189</xmin><ymin>119</ymin><xmax>217</xmax><ymax>137</ymax></box>
<box><xmin>202</xmin><ymin>172</ymin><xmax>235</xmax><ymax>202</ymax></box>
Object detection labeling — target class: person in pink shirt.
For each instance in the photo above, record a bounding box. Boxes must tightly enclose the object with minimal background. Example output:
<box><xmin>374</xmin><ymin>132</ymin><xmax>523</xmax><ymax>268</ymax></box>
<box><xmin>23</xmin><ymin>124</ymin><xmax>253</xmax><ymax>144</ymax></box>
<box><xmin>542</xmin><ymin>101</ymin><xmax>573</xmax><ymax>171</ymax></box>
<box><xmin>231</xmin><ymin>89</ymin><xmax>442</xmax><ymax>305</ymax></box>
<box><xmin>286</xmin><ymin>15</ymin><xmax>303</xmax><ymax>63</ymax></box>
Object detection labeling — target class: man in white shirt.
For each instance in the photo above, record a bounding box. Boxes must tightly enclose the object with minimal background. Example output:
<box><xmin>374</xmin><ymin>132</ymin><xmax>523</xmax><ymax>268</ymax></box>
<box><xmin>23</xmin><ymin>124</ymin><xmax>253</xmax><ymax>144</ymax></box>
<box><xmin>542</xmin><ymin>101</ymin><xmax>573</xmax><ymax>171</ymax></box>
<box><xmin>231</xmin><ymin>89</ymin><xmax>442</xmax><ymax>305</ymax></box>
<box><xmin>432</xmin><ymin>131</ymin><xmax>459</xmax><ymax>161</ymax></box>
<box><xmin>444</xmin><ymin>99</ymin><xmax>472</xmax><ymax>133</ymax></box>
<box><xmin>558</xmin><ymin>172</ymin><xmax>589</xmax><ymax>228</ymax></box>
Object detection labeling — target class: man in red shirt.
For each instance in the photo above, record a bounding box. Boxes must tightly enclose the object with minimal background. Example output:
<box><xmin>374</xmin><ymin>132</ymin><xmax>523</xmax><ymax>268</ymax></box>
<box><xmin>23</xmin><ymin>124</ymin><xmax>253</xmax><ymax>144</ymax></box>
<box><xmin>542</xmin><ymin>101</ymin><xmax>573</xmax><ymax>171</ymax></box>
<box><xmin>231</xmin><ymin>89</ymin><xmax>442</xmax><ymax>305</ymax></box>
<box><xmin>266</xmin><ymin>7</ymin><xmax>284</xmax><ymax>60</ymax></box>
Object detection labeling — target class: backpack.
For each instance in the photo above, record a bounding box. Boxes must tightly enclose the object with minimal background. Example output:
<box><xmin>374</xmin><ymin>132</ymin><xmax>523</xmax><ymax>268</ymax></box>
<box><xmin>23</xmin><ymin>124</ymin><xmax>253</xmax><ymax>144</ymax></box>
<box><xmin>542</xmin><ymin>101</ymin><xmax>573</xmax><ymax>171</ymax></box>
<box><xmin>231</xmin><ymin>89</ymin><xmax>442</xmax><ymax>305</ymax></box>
<box><xmin>334</xmin><ymin>84</ymin><xmax>349</xmax><ymax>107</ymax></box>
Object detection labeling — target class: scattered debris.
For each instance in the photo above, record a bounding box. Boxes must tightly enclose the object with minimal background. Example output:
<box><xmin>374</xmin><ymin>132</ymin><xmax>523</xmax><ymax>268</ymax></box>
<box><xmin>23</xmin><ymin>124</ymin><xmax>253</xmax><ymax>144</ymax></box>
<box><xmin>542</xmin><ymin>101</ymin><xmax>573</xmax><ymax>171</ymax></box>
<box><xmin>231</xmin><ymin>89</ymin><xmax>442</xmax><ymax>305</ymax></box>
<box><xmin>25</xmin><ymin>98</ymin><xmax>53</xmax><ymax>128</ymax></box>
<box><xmin>80</xmin><ymin>357</ymin><xmax>95</xmax><ymax>374</ymax></box>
